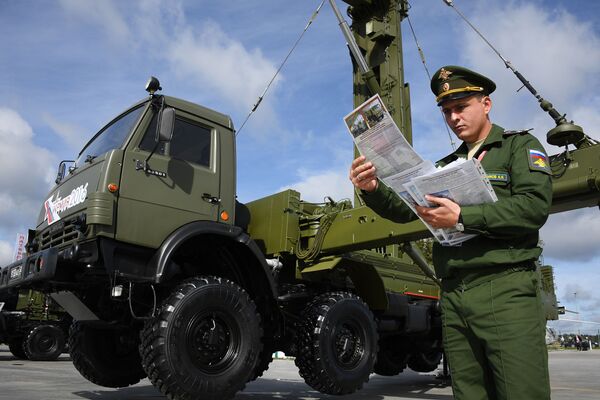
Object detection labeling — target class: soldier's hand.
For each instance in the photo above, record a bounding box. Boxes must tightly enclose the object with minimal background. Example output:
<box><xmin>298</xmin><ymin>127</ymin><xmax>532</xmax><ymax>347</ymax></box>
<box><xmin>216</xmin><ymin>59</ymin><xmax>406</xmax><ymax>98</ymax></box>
<box><xmin>350</xmin><ymin>156</ymin><xmax>378</xmax><ymax>192</ymax></box>
<box><xmin>415</xmin><ymin>195</ymin><xmax>461</xmax><ymax>229</ymax></box>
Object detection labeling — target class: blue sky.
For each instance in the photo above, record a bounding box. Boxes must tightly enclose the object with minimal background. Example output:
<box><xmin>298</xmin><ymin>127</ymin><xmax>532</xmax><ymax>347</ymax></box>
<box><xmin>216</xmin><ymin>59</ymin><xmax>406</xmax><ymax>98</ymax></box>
<box><xmin>1</xmin><ymin>0</ymin><xmax>599</xmax><ymax>333</ymax></box>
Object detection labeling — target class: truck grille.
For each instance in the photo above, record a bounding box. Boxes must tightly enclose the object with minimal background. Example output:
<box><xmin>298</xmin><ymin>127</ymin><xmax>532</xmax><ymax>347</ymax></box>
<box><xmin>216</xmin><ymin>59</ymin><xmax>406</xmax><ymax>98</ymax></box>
<box><xmin>39</xmin><ymin>217</ymin><xmax>84</xmax><ymax>250</ymax></box>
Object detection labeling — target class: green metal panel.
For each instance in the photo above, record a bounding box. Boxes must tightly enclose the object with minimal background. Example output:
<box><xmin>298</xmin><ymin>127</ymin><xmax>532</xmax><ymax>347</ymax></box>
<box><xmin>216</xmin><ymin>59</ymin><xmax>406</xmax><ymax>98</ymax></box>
<box><xmin>246</xmin><ymin>190</ymin><xmax>301</xmax><ymax>256</ymax></box>
<box><xmin>300</xmin><ymin>254</ymin><xmax>388</xmax><ymax>310</ymax></box>
<box><xmin>86</xmin><ymin>192</ymin><xmax>114</xmax><ymax>226</ymax></box>
<box><xmin>116</xmin><ymin>101</ymin><xmax>232</xmax><ymax>249</ymax></box>
<box><xmin>550</xmin><ymin>144</ymin><xmax>600</xmax><ymax>213</ymax></box>
<box><xmin>344</xmin><ymin>251</ymin><xmax>439</xmax><ymax>299</ymax></box>
<box><xmin>318</xmin><ymin>204</ymin><xmax>428</xmax><ymax>254</ymax></box>
<box><xmin>345</xmin><ymin>0</ymin><xmax>412</xmax><ymax>141</ymax></box>
<box><xmin>539</xmin><ymin>265</ymin><xmax>559</xmax><ymax>321</ymax></box>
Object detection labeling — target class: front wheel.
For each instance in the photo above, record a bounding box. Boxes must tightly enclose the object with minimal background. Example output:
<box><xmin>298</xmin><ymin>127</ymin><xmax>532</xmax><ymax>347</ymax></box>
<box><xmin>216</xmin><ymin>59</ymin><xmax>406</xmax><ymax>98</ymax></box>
<box><xmin>24</xmin><ymin>324</ymin><xmax>65</xmax><ymax>361</ymax></box>
<box><xmin>69</xmin><ymin>322</ymin><xmax>146</xmax><ymax>387</ymax></box>
<box><xmin>295</xmin><ymin>292</ymin><xmax>378</xmax><ymax>395</ymax></box>
<box><xmin>140</xmin><ymin>276</ymin><xmax>263</xmax><ymax>400</ymax></box>
<box><xmin>7</xmin><ymin>336</ymin><xmax>27</xmax><ymax>359</ymax></box>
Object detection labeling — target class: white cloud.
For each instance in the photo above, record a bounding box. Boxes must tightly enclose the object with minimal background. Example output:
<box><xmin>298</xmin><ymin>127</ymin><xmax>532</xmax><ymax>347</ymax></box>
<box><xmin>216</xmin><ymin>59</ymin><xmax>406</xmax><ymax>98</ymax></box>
<box><xmin>56</xmin><ymin>0</ymin><xmax>282</xmax><ymax>135</ymax></box>
<box><xmin>168</xmin><ymin>21</ymin><xmax>280</xmax><ymax>117</ymax></box>
<box><xmin>0</xmin><ymin>108</ymin><xmax>55</xmax><ymax>234</ymax></box>
<box><xmin>462</xmin><ymin>2</ymin><xmax>600</xmax><ymax>144</ymax></box>
<box><xmin>572</xmin><ymin>100</ymin><xmax>600</xmax><ymax>137</ymax></box>
<box><xmin>279</xmin><ymin>170</ymin><xmax>354</xmax><ymax>204</ymax></box>
<box><xmin>541</xmin><ymin>209</ymin><xmax>600</xmax><ymax>262</ymax></box>
<box><xmin>59</xmin><ymin>0</ymin><xmax>130</xmax><ymax>43</ymax></box>
<box><xmin>42</xmin><ymin>112</ymin><xmax>85</xmax><ymax>151</ymax></box>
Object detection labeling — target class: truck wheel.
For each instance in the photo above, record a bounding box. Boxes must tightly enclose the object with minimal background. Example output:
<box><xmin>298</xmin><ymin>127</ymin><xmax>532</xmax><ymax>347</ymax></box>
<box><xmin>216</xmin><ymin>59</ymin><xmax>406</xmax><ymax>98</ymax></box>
<box><xmin>69</xmin><ymin>322</ymin><xmax>146</xmax><ymax>387</ymax></box>
<box><xmin>23</xmin><ymin>324</ymin><xmax>65</xmax><ymax>361</ymax></box>
<box><xmin>140</xmin><ymin>276</ymin><xmax>263</xmax><ymax>400</ymax></box>
<box><xmin>248</xmin><ymin>340</ymin><xmax>274</xmax><ymax>382</ymax></box>
<box><xmin>294</xmin><ymin>292</ymin><xmax>378</xmax><ymax>395</ymax></box>
<box><xmin>8</xmin><ymin>336</ymin><xmax>27</xmax><ymax>359</ymax></box>
<box><xmin>373</xmin><ymin>337</ymin><xmax>408</xmax><ymax>376</ymax></box>
<box><xmin>408</xmin><ymin>349</ymin><xmax>443</xmax><ymax>372</ymax></box>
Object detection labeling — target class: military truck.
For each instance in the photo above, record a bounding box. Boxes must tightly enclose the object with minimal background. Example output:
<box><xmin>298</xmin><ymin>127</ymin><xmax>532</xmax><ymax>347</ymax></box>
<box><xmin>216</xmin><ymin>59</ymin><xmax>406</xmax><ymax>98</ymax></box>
<box><xmin>0</xmin><ymin>1</ymin><xmax>598</xmax><ymax>400</ymax></box>
<box><xmin>0</xmin><ymin>289</ymin><xmax>70</xmax><ymax>361</ymax></box>
<box><xmin>0</xmin><ymin>76</ymin><xmax>445</xmax><ymax>398</ymax></box>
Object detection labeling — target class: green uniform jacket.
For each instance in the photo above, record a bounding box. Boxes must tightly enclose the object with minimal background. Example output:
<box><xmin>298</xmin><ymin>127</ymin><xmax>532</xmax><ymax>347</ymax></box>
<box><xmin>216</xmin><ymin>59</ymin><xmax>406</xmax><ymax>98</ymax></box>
<box><xmin>362</xmin><ymin>124</ymin><xmax>553</xmax><ymax>278</ymax></box>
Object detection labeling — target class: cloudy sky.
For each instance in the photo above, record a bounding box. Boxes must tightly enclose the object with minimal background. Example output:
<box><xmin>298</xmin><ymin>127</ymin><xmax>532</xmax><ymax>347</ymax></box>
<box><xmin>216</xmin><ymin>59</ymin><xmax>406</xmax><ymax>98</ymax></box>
<box><xmin>1</xmin><ymin>0</ymin><xmax>599</xmax><ymax>334</ymax></box>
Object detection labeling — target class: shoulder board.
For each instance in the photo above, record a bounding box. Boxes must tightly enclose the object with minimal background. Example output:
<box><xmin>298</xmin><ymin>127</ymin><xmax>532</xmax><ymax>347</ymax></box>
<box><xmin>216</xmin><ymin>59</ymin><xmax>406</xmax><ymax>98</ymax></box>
<box><xmin>503</xmin><ymin>128</ymin><xmax>533</xmax><ymax>136</ymax></box>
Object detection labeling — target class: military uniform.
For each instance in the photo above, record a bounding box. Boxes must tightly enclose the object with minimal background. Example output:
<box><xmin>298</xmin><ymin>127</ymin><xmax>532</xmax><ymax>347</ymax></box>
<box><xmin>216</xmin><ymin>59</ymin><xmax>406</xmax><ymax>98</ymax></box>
<box><xmin>362</xmin><ymin>66</ymin><xmax>553</xmax><ymax>400</ymax></box>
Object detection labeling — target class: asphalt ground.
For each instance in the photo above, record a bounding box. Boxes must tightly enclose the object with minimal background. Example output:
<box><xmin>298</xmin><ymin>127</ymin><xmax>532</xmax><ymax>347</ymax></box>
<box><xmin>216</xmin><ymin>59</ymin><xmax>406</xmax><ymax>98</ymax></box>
<box><xmin>1</xmin><ymin>346</ymin><xmax>599</xmax><ymax>400</ymax></box>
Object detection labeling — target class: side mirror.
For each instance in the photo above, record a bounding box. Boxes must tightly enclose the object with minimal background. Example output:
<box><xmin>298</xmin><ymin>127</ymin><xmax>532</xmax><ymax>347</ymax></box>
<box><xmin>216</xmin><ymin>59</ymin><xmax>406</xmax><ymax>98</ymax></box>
<box><xmin>158</xmin><ymin>107</ymin><xmax>175</xmax><ymax>142</ymax></box>
<box><xmin>55</xmin><ymin>160</ymin><xmax>75</xmax><ymax>184</ymax></box>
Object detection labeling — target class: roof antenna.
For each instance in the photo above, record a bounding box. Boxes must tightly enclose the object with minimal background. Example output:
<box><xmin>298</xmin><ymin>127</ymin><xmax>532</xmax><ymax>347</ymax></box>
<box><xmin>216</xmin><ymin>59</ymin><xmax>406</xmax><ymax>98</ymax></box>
<box><xmin>442</xmin><ymin>0</ymin><xmax>594</xmax><ymax>149</ymax></box>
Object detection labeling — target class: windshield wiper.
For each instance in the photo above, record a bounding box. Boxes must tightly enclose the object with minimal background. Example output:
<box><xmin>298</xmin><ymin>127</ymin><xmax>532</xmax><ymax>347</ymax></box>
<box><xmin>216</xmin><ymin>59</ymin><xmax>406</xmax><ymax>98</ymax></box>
<box><xmin>85</xmin><ymin>154</ymin><xmax>96</xmax><ymax>164</ymax></box>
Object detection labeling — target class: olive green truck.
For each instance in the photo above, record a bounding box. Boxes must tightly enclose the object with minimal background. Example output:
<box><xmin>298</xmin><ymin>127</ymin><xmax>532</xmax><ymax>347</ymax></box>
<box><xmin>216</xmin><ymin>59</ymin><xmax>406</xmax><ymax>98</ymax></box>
<box><xmin>2</xmin><ymin>1</ymin><xmax>600</xmax><ymax>399</ymax></box>
<box><xmin>0</xmin><ymin>289</ymin><xmax>70</xmax><ymax>361</ymax></box>
<box><xmin>0</xmin><ymin>80</ymin><xmax>444</xmax><ymax>399</ymax></box>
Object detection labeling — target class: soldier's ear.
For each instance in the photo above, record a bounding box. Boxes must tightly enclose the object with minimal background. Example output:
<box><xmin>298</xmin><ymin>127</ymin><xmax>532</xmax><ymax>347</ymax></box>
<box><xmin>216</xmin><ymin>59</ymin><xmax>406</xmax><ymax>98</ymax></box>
<box><xmin>482</xmin><ymin>96</ymin><xmax>492</xmax><ymax>114</ymax></box>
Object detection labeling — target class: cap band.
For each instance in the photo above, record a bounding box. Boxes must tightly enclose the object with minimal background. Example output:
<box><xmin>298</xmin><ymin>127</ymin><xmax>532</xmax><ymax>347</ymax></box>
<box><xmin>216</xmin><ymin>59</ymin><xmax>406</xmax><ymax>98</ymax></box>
<box><xmin>436</xmin><ymin>86</ymin><xmax>484</xmax><ymax>103</ymax></box>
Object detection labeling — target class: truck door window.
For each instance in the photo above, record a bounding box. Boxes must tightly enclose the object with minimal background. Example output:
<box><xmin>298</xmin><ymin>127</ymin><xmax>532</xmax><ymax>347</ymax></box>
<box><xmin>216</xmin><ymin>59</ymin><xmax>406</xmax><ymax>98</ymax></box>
<box><xmin>76</xmin><ymin>105</ymin><xmax>145</xmax><ymax>166</ymax></box>
<box><xmin>140</xmin><ymin>114</ymin><xmax>212</xmax><ymax>168</ymax></box>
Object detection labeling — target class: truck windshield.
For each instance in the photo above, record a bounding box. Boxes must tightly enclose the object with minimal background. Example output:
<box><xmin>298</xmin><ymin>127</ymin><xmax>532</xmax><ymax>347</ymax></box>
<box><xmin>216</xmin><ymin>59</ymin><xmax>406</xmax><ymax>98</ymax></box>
<box><xmin>75</xmin><ymin>105</ymin><xmax>145</xmax><ymax>166</ymax></box>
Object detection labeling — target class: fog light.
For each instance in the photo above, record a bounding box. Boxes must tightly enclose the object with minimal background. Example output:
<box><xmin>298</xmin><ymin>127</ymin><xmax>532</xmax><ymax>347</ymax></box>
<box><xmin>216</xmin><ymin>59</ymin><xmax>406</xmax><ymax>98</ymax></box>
<box><xmin>111</xmin><ymin>285</ymin><xmax>123</xmax><ymax>297</ymax></box>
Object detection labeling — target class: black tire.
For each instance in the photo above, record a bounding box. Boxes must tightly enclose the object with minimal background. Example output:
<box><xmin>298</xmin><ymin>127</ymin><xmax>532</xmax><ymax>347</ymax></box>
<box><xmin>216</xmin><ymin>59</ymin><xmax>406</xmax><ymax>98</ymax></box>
<box><xmin>140</xmin><ymin>276</ymin><xmax>263</xmax><ymax>400</ymax></box>
<box><xmin>408</xmin><ymin>349</ymin><xmax>443</xmax><ymax>372</ymax></box>
<box><xmin>294</xmin><ymin>292</ymin><xmax>378</xmax><ymax>395</ymax></box>
<box><xmin>23</xmin><ymin>324</ymin><xmax>65</xmax><ymax>361</ymax></box>
<box><xmin>8</xmin><ymin>336</ymin><xmax>27</xmax><ymax>359</ymax></box>
<box><xmin>69</xmin><ymin>322</ymin><xmax>146</xmax><ymax>387</ymax></box>
<box><xmin>373</xmin><ymin>337</ymin><xmax>408</xmax><ymax>376</ymax></box>
<box><xmin>248</xmin><ymin>339</ymin><xmax>274</xmax><ymax>382</ymax></box>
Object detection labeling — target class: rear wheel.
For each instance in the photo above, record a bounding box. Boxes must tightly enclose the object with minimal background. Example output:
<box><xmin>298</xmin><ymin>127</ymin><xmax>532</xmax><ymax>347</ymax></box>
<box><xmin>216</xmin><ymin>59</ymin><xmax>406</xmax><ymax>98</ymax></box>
<box><xmin>295</xmin><ymin>292</ymin><xmax>378</xmax><ymax>395</ymax></box>
<box><xmin>408</xmin><ymin>349</ymin><xmax>443</xmax><ymax>372</ymax></box>
<box><xmin>24</xmin><ymin>324</ymin><xmax>65</xmax><ymax>361</ymax></box>
<box><xmin>69</xmin><ymin>322</ymin><xmax>146</xmax><ymax>387</ymax></box>
<box><xmin>140</xmin><ymin>276</ymin><xmax>263</xmax><ymax>400</ymax></box>
<box><xmin>248</xmin><ymin>339</ymin><xmax>275</xmax><ymax>382</ymax></box>
<box><xmin>8</xmin><ymin>336</ymin><xmax>27</xmax><ymax>359</ymax></box>
<box><xmin>373</xmin><ymin>337</ymin><xmax>409</xmax><ymax>376</ymax></box>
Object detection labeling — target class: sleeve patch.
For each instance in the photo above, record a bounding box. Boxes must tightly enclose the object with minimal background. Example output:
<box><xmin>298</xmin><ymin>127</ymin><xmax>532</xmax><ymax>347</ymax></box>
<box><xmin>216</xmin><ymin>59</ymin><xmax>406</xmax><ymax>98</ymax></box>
<box><xmin>527</xmin><ymin>148</ymin><xmax>551</xmax><ymax>174</ymax></box>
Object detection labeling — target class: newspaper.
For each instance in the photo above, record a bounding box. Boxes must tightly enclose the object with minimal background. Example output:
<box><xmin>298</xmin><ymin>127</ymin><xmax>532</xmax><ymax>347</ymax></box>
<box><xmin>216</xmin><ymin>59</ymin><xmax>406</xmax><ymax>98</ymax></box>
<box><xmin>345</xmin><ymin>94</ymin><xmax>497</xmax><ymax>246</ymax></box>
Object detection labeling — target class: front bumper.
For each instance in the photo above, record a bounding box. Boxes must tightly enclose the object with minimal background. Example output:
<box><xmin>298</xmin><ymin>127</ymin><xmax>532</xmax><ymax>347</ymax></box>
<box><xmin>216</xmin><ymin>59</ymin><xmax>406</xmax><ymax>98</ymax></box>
<box><xmin>0</xmin><ymin>248</ymin><xmax>58</xmax><ymax>290</ymax></box>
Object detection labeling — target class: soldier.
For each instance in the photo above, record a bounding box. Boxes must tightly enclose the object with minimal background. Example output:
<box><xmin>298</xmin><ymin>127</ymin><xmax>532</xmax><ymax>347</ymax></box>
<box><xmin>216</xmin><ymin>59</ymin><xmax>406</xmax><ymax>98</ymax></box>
<box><xmin>350</xmin><ymin>66</ymin><xmax>552</xmax><ymax>400</ymax></box>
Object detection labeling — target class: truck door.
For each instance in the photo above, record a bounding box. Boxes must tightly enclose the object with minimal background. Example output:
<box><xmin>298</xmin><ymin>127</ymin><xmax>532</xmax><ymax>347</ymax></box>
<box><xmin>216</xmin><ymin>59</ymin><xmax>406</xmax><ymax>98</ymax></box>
<box><xmin>117</xmin><ymin>108</ymin><xmax>221</xmax><ymax>248</ymax></box>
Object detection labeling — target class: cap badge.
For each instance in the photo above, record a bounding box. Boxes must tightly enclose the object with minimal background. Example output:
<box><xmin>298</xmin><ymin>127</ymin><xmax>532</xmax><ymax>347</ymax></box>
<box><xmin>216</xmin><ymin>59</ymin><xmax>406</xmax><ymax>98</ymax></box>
<box><xmin>438</xmin><ymin>68</ymin><xmax>452</xmax><ymax>81</ymax></box>
<box><xmin>442</xmin><ymin>82</ymin><xmax>450</xmax><ymax>92</ymax></box>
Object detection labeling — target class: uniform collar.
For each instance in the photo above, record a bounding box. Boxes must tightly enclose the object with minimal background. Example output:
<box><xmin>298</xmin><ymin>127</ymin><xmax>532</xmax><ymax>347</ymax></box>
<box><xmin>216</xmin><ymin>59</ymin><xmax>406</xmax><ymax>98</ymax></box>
<box><xmin>438</xmin><ymin>124</ymin><xmax>505</xmax><ymax>165</ymax></box>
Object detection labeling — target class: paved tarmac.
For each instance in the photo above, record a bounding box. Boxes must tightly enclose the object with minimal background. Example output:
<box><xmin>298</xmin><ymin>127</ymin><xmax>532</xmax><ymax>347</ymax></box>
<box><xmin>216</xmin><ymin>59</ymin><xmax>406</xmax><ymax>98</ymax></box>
<box><xmin>1</xmin><ymin>346</ymin><xmax>599</xmax><ymax>399</ymax></box>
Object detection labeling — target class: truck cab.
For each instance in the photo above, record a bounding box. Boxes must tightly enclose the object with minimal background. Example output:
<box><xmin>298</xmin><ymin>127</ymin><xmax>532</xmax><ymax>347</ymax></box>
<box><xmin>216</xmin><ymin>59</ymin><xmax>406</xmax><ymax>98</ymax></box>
<box><xmin>2</xmin><ymin>92</ymin><xmax>239</xmax><ymax>288</ymax></box>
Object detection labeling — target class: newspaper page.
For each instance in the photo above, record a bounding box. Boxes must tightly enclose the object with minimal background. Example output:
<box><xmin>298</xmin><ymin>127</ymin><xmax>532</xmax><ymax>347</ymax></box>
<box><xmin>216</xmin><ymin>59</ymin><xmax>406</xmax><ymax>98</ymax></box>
<box><xmin>344</xmin><ymin>94</ymin><xmax>425</xmax><ymax>179</ymax></box>
<box><xmin>409</xmin><ymin>158</ymin><xmax>497</xmax><ymax>245</ymax></box>
<box><xmin>379</xmin><ymin>162</ymin><xmax>449</xmax><ymax>242</ymax></box>
<box><xmin>345</xmin><ymin>94</ymin><xmax>498</xmax><ymax>246</ymax></box>
<box><xmin>411</xmin><ymin>158</ymin><xmax>497</xmax><ymax>208</ymax></box>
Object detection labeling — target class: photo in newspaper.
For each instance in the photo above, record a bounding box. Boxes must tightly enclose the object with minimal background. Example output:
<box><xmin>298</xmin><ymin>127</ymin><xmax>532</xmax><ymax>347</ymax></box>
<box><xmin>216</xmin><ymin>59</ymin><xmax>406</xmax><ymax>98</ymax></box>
<box><xmin>344</xmin><ymin>94</ymin><xmax>424</xmax><ymax>179</ymax></box>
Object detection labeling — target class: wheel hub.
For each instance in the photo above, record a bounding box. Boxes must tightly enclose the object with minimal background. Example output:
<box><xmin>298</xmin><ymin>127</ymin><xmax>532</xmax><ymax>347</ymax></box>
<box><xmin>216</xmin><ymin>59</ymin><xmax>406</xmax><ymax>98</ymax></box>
<box><xmin>333</xmin><ymin>321</ymin><xmax>364</xmax><ymax>369</ymax></box>
<box><xmin>187</xmin><ymin>313</ymin><xmax>237</xmax><ymax>373</ymax></box>
<box><xmin>37</xmin><ymin>334</ymin><xmax>56</xmax><ymax>351</ymax></box>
